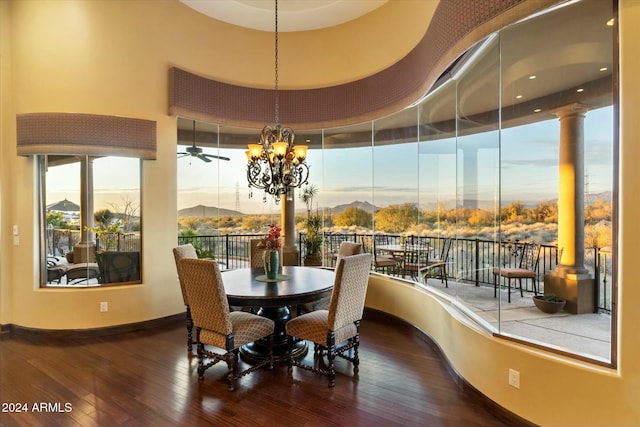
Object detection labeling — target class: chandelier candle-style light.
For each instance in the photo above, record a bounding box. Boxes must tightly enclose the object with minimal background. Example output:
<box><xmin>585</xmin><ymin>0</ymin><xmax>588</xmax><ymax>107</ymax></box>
<box><xmin>246</xmin><ymin>0</ymin><xmax>309</xmax><ymax>203</ymax></box>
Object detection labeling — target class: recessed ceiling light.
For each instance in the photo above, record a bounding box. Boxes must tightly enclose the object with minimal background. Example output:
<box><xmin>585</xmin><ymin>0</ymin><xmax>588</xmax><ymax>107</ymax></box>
<box><xmin>607</xmin><ymin>18</ymin><xmax>615</xmax><ymax>27</ymax></box>
<box><xmin>516</xmin><ymin>95</ymin><xmax>523</xmax><ymax>99</ymax></box>
<box><xmin>529</xmin><ymin>75</ymin><xmax>536</xmax><ymax>80</ymax></box>
<box><xmin>534</xmin><ymin>108</ymin><xmax>542</xmax><ymax>113</ymax></box>
<box><xmin>600</xmin><ymin>67</ymin><xmax>608</xmax><ymax>72</ymax></box>
<box><xmin>576</xmin><ymin>88</ymin><xmax>584</xmax><ymax>93</ymax></box>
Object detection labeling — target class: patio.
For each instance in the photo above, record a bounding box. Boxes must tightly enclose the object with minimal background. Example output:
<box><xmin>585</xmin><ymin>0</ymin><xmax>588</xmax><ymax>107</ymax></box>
<box><xmin>422</xmin><ymin>277</ymin><xmax>612</xmax><ymax>361</ymax></box>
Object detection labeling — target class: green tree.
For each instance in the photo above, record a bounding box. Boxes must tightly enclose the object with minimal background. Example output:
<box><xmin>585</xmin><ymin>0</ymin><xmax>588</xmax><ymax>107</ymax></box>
<box><xmin>46</xmin><ymin>211</ymin><xmax>70</xmax><ymax>229</ymax></box>
<box><xmin>501</xmin><ymin>201</ymin><xmax>526</xmax><ymax>223</ymax></box>
<box><xmin>532</xmin><ymin>200</ymin><xmax>558</xmax><ymax>223</ymax></box>
<box><xmin>374</xmin><ymin>203</ymin><xmax>419</xmax><ymax>233</ymax></box>
<box><xmin>94</xmin><ymin>209</ymin><xmax>114</xmax><ymax>228</ymax></box>
<box><xmin>334</xmin><ymin>207</ymin><xmax>372</xmax><ymax>228</ymax></box>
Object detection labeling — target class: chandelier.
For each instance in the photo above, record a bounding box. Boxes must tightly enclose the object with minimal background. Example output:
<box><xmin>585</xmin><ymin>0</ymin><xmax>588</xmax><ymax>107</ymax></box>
<box><xmin>246</xmin><ymin>0</ymin><xmax>309</xmax><ymax>203</ymax></box>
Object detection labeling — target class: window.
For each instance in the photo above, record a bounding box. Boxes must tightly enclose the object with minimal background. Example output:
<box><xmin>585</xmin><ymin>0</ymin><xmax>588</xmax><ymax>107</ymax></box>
<box><xmin>41</xmin><ymin>155</ymin><xmax>142</xmax><ymax>287</ymax></box>
<box><xmin>175</xmin><ymin>0</ymin><xmax>616</xmax><ymax>364</ymax></box>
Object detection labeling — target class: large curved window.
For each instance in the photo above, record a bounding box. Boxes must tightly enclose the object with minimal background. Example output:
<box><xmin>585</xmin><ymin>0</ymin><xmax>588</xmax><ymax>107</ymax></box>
<box><xmin>176</xmin><ymin>0</ymin><xmax>616</xmax><ymax>364</ymax></box>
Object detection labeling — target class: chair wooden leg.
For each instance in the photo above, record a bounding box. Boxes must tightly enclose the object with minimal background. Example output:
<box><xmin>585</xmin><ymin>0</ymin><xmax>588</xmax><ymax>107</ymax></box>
<box><xmin>186</xmin><ymin>305</ymin><xmax>194</xmax><ymax>352</ymax></box>
<box><xmin>508</xmin><ymin>278</ymin><xmax>511</xmax><ymax>303</ymax></box>
<box><xmin>353</xmin><ymin>337</ymin><xmax>360</xmax><ymax>375</ymax></box>
<box><xmin>196</xmin><ymin>329</ymin><xmax>205</xmax><ymax>380</ymax></box>
<box><xmin>226</xmin><ymin>350</ymin><xmax>237</xmax><ymax>391</ymax></box>
<box><xmin>327</xmin><ymin>345</ymin><xmax>336</xmax><ymax>387</ymax></box>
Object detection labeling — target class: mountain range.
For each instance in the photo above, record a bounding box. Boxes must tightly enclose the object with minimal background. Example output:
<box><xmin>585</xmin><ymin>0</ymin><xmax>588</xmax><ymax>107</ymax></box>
<box><xmin>178</xmin><ymin>192</ymin><xmax>611</xmax><ymax>217</ymax></box>
<box><xmin>178</xmin><ymin>200</ymin><xmax>381</xmax><ymax>217</ymax></box>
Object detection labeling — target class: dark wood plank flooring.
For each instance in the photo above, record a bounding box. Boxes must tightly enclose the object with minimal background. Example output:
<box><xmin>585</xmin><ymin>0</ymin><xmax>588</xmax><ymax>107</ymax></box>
<box><xmin>0</xmin><ymin>312</ymin><xmax>523</xmax><ymax>427</ymax></box>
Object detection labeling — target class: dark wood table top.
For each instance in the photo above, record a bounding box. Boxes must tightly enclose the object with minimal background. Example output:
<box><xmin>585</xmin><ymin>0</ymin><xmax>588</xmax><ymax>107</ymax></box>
<box><xmin>221</xmin><ymin>266</ymin><xmax>335</xmax><ymax>308</ymax></box>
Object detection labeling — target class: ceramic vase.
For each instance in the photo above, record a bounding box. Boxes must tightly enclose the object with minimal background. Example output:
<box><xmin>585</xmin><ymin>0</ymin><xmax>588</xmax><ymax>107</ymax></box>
<box><xmin>264</xmin><ymin>250</ymin><xmax>279</xmax><ymax>279</ymax></box>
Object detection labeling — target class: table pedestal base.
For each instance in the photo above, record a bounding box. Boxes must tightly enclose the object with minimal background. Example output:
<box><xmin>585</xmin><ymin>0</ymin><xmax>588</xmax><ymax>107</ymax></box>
<box><xmin>239</xmin><ymin>305</ymin><xmax>307</xmax><ymax>364</ymax></box>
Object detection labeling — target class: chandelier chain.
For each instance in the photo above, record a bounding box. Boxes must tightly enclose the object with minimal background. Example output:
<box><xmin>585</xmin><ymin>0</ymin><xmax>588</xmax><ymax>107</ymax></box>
<box><xmin>245</xmin><ymin>0</ymin><xmax>309</xmax><ymax>202</ymax></box>
<box><xmin>274</xmin><ymin>0</ymin><xmax>279</xmax><ymax>126</ymax></box>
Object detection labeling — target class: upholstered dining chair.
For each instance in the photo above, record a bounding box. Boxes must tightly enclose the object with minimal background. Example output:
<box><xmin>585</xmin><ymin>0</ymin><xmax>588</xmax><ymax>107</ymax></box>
<box><xmin>179</xmin><ymin>258</ymin><xmax>275</xmax><ymax>391</ymax></box>
<box><xmin>286</xmin><ymin>253</ymin><xmax>372</xmax><ymax>387</ymax></box>
<box><xmin>173</xmin><ymin>244</ymin><xmax>198</xmax><ymax>352</ymax></box>
<box><xmin>309</xmin><ymin>241</ymin><xmax>363</xmax><ymax>312</ymax></box>
<box><xmin>249</xmin><ymin>239</ymin><xmax>266</xmax><ymax>268</ymax></box>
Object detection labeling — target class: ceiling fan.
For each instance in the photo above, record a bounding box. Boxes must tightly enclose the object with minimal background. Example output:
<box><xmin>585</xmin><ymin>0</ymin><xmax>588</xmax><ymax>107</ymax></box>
<box><xmin>178</xmin><ymin>121</ymin><xmax>230</xmax><ymax>163</ymax></box>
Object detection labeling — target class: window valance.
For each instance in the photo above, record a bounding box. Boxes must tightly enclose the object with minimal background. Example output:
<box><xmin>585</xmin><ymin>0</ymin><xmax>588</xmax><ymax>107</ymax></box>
<box><xmin>16</xmin><ymin>113</ymin><xmax>157</xmax><ymax>160</ymax></box>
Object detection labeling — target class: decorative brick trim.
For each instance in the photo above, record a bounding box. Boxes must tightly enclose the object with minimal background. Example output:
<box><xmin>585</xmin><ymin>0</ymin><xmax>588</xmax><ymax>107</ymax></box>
<box><xmin>169</xmin><ymin>0</ymin><xmax>560</xmax><ymax>130</ymax></box>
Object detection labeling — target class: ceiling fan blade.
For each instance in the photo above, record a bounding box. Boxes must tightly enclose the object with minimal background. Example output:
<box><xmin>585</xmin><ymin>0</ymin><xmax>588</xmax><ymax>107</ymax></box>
<box><xmin>177</xmin><ymin>153</ymin><xmax>189</xmax><ymax>158</ymax></box>
<box><xmin>202</xmin><ymin>153</ymin><xmax>231</xmax><ymax>161</ymax></box>
<box><xmin>197</xmin><ymin>154</ymin><xmax>212</xmax><ymax>163</ymax></box>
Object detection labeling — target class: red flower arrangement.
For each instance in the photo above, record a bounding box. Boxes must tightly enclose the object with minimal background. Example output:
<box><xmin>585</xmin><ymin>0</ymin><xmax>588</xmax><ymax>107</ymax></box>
<box><xmin>259</xmin><ymin>223</ymin><xmax>282</xmax><ymax>251</ymax></box>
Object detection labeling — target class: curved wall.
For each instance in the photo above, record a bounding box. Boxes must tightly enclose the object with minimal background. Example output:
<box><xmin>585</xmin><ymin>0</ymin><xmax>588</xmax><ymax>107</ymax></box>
<box><xmin>2</xmin><ymin>0</ymin><xmax>640</xmax><ymax>425</ymax></box>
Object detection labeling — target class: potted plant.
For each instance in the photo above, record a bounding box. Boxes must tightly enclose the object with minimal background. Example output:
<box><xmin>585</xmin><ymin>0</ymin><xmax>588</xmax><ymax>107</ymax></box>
<box><xmin>303</xmin><ymin>215</ymin><xmax>323</xmax><ymax>266</ymax></box>
<box><xmin>300</xmin><ymin>185</ymin><xmax>323</xmax><ymax>266</ymax></box>
<box><xmin>533</xmin><ymin>294</ymin><xmax>566</xmax><ymax>314</ymax></box>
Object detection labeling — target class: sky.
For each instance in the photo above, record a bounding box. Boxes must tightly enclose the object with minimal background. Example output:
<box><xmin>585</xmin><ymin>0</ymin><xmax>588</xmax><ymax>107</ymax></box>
<box><xmin>44</xmin><ymin>107</ymin><xmax>613</xmax><ymax>216</ymax></box>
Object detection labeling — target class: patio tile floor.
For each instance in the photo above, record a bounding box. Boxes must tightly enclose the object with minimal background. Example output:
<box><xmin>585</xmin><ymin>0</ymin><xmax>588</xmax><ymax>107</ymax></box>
<box><xmin>423</xmin><ymin>278</ymin><xmax>612</xmax><ymax>361</ymax></box>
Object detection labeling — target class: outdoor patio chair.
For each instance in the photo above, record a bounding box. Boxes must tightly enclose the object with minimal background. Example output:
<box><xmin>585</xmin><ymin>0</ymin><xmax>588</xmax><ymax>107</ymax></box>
<box><xmin>179</xmin><ymin>258</ymin><xmax>275</xmax><ymax>391</ymax></box>
<box><xmin>419</xmin><ymin>238</ymin><xmax>453</xmax><ymax>287</ymax></box>
<box><xmin>361</xmin><ymin>236</ymin><xmax>400</xmax><ymax>274</ymax></box>
<box><xmin>47</xmin><ymin>256</ymin><xmax>68</xmax><ymax>284</ymax></box>
<box><xmin>402</xmin><ymin>242</ymin><xmax>429</xmax><ymax>281</ymax></box>
<box><xmin>96</xmin><ymin>251</ymin><xmax>141</xmax><ymax>284</ymax></box>
<box><xmin>493</xmin><ymin>242</ymin><xmax>541</xmax><ymax>303</ymax></box>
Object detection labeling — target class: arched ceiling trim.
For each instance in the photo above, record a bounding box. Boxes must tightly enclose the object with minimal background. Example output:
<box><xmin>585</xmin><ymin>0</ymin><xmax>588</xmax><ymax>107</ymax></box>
<box><xmin>169</xmin><ymin>0</ymin><xmax>562</xmax><ymax>130</ymax></box>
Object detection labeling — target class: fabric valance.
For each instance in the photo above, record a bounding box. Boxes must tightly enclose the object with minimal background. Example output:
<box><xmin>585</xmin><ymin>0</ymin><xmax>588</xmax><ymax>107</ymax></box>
<box><xmin>16</xmin><ymin>113</ymin><xmax>157</xmax><ymax>160</ymax></box>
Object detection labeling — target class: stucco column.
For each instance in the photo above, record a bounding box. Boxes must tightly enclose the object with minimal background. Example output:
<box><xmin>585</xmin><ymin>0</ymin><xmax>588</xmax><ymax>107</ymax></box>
<box><xmin>544</xmin><ymin>103</ymin><xmax>594</xmax><ymax>314</ymax></box>
<box><xmin>551</xmin><ymin>103</ymin><xmax>590</xmax><ymax>275</ymax></box>
<box><xmin>281</xmin><ymin>188</ymin><xmax>299</xmax><ymax>265</ymax></box>
<box><xmin>74</xmin><ymin>156</ymin><xmax>96</xmax><ymax>263</ymax></box>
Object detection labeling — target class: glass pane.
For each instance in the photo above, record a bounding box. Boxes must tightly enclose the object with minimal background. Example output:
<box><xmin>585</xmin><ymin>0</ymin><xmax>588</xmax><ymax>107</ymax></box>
<box><xmin>44</xmin><ymin>155</ymin><xmax>141</xmax><ymax>286</ymax></box>
<box><xmin>454</xmin><ymin>35</ymin><xmax>501</xmax><ymax>317</ymax></box>
<box><xmin>419</xmin><ymin>80</ymin><xmax>459</xmax><ymax>298</ymax></box>
<box><xmin>322</xmin><ymin>123</ymin><xmax>373</xmax><ymax>266</ymax></box>
<box><xmin>372</xmin><ymin>107</ymin><xmax>419</xmax><ymax>278</ymax></box>
<box><xmin>497</xmin><ymin>0</ymin><xmax>614</xmax><ymax>361</ymax></box>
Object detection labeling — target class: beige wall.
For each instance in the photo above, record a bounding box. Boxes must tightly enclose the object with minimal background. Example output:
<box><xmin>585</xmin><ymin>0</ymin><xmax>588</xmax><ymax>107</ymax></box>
<box><xmin>1</xmin><ymin>0</ymin><xmax>638</xmax><ymax>425</ymax></box>
<box><xmin>0</xmin><ymin>0</ymin><xmax>429</xmax><ymax>329</ymax></box>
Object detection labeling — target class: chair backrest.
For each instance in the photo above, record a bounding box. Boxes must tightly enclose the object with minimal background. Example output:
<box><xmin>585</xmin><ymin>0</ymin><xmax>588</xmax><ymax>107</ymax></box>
<box><xmin>520</xmin><ymin>242</ymin><xmax>541</xmax><ymax>271</ymax></box>
<box><xmin>250</xmin><ymin>239</ymin><xmax>266</xmax><ymax>268</ymax></box>
<box><xmin>96</xmin><ymin>251</ymin><xmax>141</xmax><ymax>284</ymax></box>
<box><xmin>436</xmin><ymin>238</ymin><xmax>453</xmax><ymax>262</ymax></box>
<box><xmin>179</xmin><ymin>258</ymin><xmax>233</xmax><ymax>341</ymax></box>
<box><xmin>328</xmin><ymin>253</ymin><xmax>373</xmax><ymax>331</ymax></box>
<box><xmin>335</xmin><ymin>241</ymin><xmax>363</xmax><ymax>267</ymax></box>
<box><xmin>173</xmin><ymin>244</ymin><xmax>198</xmax><ymax>305</ymax></box>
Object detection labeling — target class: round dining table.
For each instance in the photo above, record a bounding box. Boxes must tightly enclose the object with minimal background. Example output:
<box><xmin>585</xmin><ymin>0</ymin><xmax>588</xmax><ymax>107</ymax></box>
<box><xmin>221</xmin><ymin>265</ymin><xmax>335</xmax><ymax>363</ymax></box>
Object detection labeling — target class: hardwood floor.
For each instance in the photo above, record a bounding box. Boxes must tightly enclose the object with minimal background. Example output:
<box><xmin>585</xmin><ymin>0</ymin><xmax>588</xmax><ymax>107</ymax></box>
<box><xmin>0</xmin><ymin>311</ymin><xmax>528</xmax><ymax>427</ymax></box>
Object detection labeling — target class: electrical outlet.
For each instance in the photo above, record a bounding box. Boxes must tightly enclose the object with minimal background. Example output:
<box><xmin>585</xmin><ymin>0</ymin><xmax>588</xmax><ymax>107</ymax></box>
<box><xmin>508</xmin><ymin>368</ymin><xmax>520</xmax><ymax>389</ymax></box>
<box><xmin>100</xmin><ymin>302</ymin><xmax>108</xmax><ymax>312</ymax></box>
